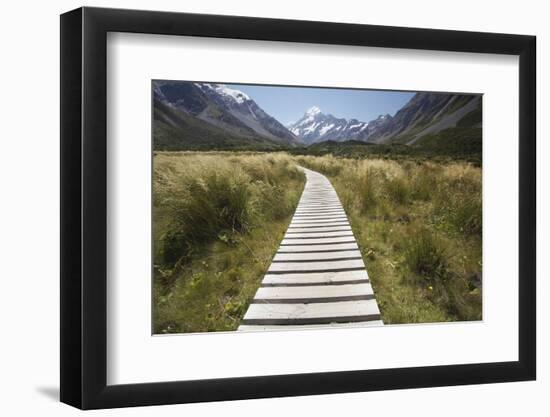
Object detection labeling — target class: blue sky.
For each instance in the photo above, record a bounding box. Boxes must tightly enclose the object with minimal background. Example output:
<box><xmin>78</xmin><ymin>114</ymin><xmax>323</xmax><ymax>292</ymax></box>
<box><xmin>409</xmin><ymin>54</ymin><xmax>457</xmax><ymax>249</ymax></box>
<box><xmin>227</xmin><ymin>83</ymin><xmax>415</xmax><ymax>125</ymax></box>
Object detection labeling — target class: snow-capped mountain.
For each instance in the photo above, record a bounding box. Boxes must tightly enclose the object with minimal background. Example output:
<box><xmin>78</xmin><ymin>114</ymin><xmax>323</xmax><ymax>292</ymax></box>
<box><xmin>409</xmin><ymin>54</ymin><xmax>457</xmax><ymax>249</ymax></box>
<box><xmin>288</xmin><ymin>106</ymin><xmax>371</xmax><ymax>144</ymax></box>
<box><xmin>289</xmin><ymin>91</ymin><xmax>480</xmax><ymax>145</ymax></box>
<box><xmin>153</xmin><ymin>81</ymin><xmax>299</xmax><ymax>147</ymax></box>
<box><xmin>198</xmin><ymin>83</ymin><xmax>251</xmax><ymax>104</ymax></box>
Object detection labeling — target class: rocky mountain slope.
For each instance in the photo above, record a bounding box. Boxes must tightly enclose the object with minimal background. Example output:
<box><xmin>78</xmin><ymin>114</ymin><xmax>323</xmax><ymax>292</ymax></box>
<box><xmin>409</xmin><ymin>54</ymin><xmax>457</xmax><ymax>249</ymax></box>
<box><xmin>366</xmin><ymin>93</ymin><xmax>481</xmax><ymax>144</ymax></box>
<box><xmin>153</xmin><ymin>81</ymin><xmax>300</xmax><ymax>149</ymax></box>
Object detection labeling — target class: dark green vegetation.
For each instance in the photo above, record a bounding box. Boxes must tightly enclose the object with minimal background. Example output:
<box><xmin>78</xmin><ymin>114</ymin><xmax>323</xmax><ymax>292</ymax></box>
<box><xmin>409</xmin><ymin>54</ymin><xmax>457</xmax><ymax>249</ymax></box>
<box><xmin>414</xmin><ymin>128</ymin><xmax>482</xmax><ymax>163</ymax></box>
<box><xmin>153</xmin><ymin>152</ymin><xmax>305</xmax><ymax>333</ymax></box>
<box><xmin>296</xmin><ymin>155</ymin><xmax>482</xmax><ymax>324</ymax></box>
<box><xmin>155</xmin><ymin>122</ymin><xmax>482</xmax><ymax>165</ymax></box>
<box><xmin>289</xmin><ymin>126</ymin><xmax>481</xmax><ymax>166</ymax></box>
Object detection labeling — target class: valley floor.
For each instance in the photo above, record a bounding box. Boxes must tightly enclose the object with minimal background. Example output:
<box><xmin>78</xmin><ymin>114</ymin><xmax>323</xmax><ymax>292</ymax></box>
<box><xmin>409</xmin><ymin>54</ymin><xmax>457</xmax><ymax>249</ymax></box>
<box><xmin>153</xmin><ymin>151</ymin><xmax>482</xmax><ymax>333</ymax></box>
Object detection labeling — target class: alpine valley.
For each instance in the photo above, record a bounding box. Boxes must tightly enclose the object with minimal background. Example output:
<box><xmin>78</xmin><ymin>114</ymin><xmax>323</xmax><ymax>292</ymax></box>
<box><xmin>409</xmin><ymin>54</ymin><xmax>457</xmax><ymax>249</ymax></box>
<box><xmin>153</xmin><ymin>81</ymin><xmax>481</xmax><ymax>154</ymax></box>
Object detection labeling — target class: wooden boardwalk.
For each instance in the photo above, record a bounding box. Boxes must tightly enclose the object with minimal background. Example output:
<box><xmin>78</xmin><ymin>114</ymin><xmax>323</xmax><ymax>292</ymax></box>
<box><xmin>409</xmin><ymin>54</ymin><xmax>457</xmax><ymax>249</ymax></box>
<box><xmin>238</xmin><ymin>167</ymin><xmax>383</xmax><ymax>331</ymax></box>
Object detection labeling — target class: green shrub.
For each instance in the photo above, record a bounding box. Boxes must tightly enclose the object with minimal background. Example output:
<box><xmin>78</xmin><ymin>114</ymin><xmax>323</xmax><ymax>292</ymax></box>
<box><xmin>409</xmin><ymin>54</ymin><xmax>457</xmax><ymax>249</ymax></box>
<box><xmin>162</xmin><ymin>171</ymin><xmax>252</xmax><ymax>264</ymax></box>
<box><xmin>450</xmin><ymin>196</ymin><xmax>482</xmax><ymax>236</ymax></box>
<box><xmin>404</xmin><ymin>229</ymin><xmax>449</xmax><ymax>281</ymax></box>
<box><xmin>386</xmin><ymin>176</ymin><xmax>410</xmax><ymax>205</ymax></box>
<box><xmin>433</xmin><ymin>184</ymin><xmax>482</xmax><ymax>238</ymax></box>
<box><xmin>155</xmin><ymin>153</ymin><xmax>304</xmax><ymax>269</ymax></box>
<box><xmin>411</xmin><ymin>164</ymin><xmax>440</xmax><ymax>201</ymax></box>
<box><xmin>359</xmin><ymin>169</ymin><xmax>379</xmax><ymax>214</ymax></box>
<box><xmin>163</xmin><ymin>228</ymin><xmax>189</xmax><ymax>266</ymax></box>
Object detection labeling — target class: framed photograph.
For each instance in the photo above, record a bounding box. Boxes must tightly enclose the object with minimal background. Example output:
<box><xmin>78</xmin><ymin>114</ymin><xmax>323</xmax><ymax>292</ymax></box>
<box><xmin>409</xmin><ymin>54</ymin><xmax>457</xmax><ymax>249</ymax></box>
<box><xmin>60</xmin><ymin>6</ymin><xmax>536</xmax><ymax>409</ymax></box>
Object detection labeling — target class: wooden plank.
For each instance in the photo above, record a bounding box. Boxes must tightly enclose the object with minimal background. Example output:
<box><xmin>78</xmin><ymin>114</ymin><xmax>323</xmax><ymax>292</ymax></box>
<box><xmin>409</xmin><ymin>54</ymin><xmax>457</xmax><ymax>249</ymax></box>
<box><xmin>294</xmin><ymin>210</ymin><xmax>346</xmax><ymax>215</ymax></box>
<box><xmin>273</xmin><ymin>250</ymin><xmax>362</xmax><ymax>261</ymax></box>
<box><xmin>261</xmin><ymin>280</ymin><xmax>369</xmax><ymax>287</ymax></box>
<box><xmin>242</xmin><ymin>300</ymin><xmax>381</xmax><ymax>320</ymax></box>
<box><xmin>268</xmin><ymin>259</ymin><xmax>365</xmax><ymax>273</ymax></box>
<box><xmin>296</xmin><ymin>205</ymin><xmax>343</xmax><ymax>209</ymax></box>
<box><xmin>292</xmin><ymin>214</ymin><xmax>347</xmax><ymax>219</ymax></box>
<box><xmin>271</xmin><ymin>256</ymin><xmax>362</xmax><ymax>263</ymax></box>
<box><xmin>287</xmin><ymin>225</ymin><xmax>351</xmax><ymax>232</ymax></box>
<box><xmin>286</xmin><ymin>229</ymin><xmax>353</xmax><ymax>235</ymax></box>
<box><xmin>277</xmin><ymin>242</ymin><xmax>359</xmax><ymax>252</ymax></box>
<box><xmin>297</xmin><ymin>203</ymin><xmax>342</xmax><ymax>208</ymax></box>
<box><xmin>298</xmin><ymin>198</ymin><xmax>340</xmax><ymax>201</ymax></box>
<box><xmin>289</xmin><ymin>220</ymin><xmax>350</xmax><ymax>226</ymax></box>
<box><xmin>298</xmin><ymin>197</ymin><xmax>340</xmax><ymax>200</ymax></box>
<box><xmin>263</xmin><ymin>269</ymin><xmax>369</xmax><ymax>284</ymax></box>
<box><xmin>297</xmin><ymin>205</ymin><xmax>341</xmax><ymax>209</ymax></box>
<box><xmin>293</xmin><ymin>207</ymin><xmax>346</xmax><ymax>213</ymax></box>
<box><xmin>254</xmin><ymin>283</ymin><xmax>374</xmax><ymax>300</ymax></box>
<box><xmin>283</xmin><ymin>233</ymin><xmax>354</xmax><ymax>240</ymax></box>
<box><xmin>284</xmin><ymin>230</ymin><xmax>354</xmax><ymax>239</ymax></box>
<box><xmin>289</xmin><ymin>223</ymin><xmax>350</xmax><ymax>228</ymax></box>
<box><xmin>281</xmin><ymin>236</ymin><xmax>356</xmax><ymax>245</ymax></box>
<box><xmin>238</xmin><ymin>321</ymin><xmax>384</xmax><ymax>331</ymax></box>
<box><xmin>295</xmin><ymin>211</ymin><xmax>345</xmax><ymax>216</ymax></box>
<box><xmin>253</xmin><ymin>295</ymin><xmax>374</xmax><ymax>304</ymax></box>
<box><xmin>293</xmin><ymin>214</ymin><xmax>347</xmax><ymax>219</ymax></box>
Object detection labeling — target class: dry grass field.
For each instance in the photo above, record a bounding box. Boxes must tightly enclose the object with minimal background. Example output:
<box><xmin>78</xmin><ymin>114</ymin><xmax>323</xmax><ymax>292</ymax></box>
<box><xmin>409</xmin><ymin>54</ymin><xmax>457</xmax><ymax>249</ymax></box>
<box><xmin>296</xmin><ymin>155</ymin><xmax>482</xmax><ymax>324</ymax></box>
<box><xmin>153</xmin><ymin>151</ymin><xmax>482</xmax><ymax>333</ymax></box>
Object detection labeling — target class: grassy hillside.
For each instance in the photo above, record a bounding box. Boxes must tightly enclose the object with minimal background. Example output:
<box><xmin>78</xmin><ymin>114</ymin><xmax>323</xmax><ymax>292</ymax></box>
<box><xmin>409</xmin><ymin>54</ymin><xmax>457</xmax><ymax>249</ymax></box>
<box><xmin>295</xmin><ymin>155</ymin><xmax>482</xmax><ymax>324</ymax></box>
<box><xmin>385</xmin><ymin>96</ymin><xmax>481</xmax><ymax>145</ymax></box>
<box><xmin>154</xmin><ymin>100</ymin><xmax>283</xmax><ymax>151</ymax></box>
<box><xmin>153</xmin><ymin>152</ymin><xmax>305</xmax><ymax>333</ymax></box>
<box><xmin>415</xmin><ymin>127</ymin><xmax>482</xmax><ymax>163</ymax></box>
<box><xmin>290</xmin><ymin>126</ymin><xmax>482</xmax><ymax>166</ymax></box>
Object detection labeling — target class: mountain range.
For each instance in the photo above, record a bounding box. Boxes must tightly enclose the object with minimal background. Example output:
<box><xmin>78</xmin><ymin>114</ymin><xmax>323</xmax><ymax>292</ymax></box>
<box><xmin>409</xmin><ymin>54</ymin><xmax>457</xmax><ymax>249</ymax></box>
<box><xmin>288</xmin><ymin>106</ymin><xmax>371</xmax><ymax>144</ymax></box>
<box><xmin>288</xmin><ymin>93</ymin><xmax>480</xmax><ymax>145</ymax></box>
<box><xmin>288</xmin><ymin>107</ymin><xmax>396</xmax><ymax>145</ymax></box>
<box><xmin>153</xmin><ymin>81</ymin><xmax>481</xmax><ymax>151</ymax></box>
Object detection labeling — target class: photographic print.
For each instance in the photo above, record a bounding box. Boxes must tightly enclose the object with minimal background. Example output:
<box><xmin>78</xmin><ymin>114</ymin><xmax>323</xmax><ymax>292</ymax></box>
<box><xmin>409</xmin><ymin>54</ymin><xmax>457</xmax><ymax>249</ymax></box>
<box><xmin>152</xmin><ymin>81</ymin><xmax>482</xmax><ymax>334</ymax></box>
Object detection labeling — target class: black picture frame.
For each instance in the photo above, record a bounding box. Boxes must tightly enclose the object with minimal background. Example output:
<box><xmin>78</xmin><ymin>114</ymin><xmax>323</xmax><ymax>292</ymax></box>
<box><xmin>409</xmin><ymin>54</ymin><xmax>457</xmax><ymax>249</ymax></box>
<box><xmin>60</xmin><ymin>6</ymin><xmax>536</xmax><ymax>410</ymax></box>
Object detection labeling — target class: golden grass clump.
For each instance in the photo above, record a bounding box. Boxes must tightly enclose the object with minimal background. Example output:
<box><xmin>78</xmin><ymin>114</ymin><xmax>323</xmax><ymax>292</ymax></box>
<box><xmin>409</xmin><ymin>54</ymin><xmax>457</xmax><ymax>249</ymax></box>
<box><xmin>153</xmin><ymin>152</ymin><xmax>305</xmax><ymax>333</ymax></box>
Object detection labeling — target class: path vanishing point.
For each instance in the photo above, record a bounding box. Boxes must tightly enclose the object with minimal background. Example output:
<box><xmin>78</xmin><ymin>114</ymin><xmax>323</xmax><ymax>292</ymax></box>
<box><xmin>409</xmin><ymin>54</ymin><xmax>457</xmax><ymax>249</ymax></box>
<box><xmin>238</xmin><ymin>167</ymin><xmax>383</xmax><ymax>331</ymax></box>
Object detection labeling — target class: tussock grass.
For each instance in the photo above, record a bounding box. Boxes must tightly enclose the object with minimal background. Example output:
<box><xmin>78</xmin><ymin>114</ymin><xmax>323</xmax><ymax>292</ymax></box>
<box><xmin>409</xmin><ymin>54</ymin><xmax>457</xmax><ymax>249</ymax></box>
<box><xmin>296</xmin><ymin>155</ymin><xmax>482</xmax><ymax>324</ymax></box>
<box><xmin>153</xmin><ymin>152</ymin><xmax>305</xmax><ymax>333</ymax></box>
<box><xmin>404</xmin><ymin>228</ymin><xmax>449</xmax><ymax>281</ymax></box>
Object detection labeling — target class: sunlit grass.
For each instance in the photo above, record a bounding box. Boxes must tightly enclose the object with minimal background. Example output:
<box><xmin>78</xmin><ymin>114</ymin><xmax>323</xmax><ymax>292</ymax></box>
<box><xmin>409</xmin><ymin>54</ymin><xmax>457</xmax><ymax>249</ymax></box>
<box><xmin>153</xmin><ymin>151</ymin><xmax>305</xmax><ymax>333</ymax></box>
